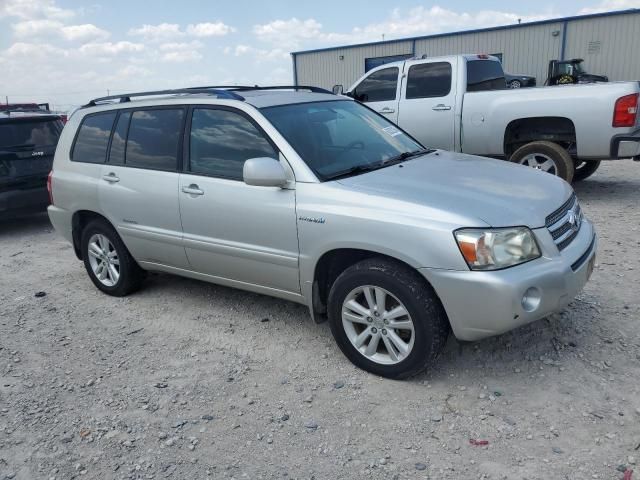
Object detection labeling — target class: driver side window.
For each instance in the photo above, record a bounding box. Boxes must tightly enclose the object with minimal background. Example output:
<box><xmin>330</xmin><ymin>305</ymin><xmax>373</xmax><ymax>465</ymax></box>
<box><xmin>353</xmin><ymin>67</ymin><xmax>399</xmax><ymax>103</ymax></box>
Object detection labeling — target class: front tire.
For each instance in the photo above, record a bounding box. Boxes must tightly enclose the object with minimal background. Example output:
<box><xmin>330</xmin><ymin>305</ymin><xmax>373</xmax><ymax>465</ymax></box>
<box><xmin>510</xmin><ymin>141</ymin><xmax>575</xmax><ymax>183</ymax></box>
<box><xmin>81</xmin><ymin>219</ymin><xmax>144</xmax><ymax>296</ymax></box>
<box><xmin>327</xmin><ymin>258</ymin><xmax>449</xmax><ymax>379</ymax></box>
<box><xmin>573</xmin><ymin>160</ymin><xmax>601</xmax><ymax>181</ymax></box>
<box><xmin>508</xmin><ymin>80</ymin><xmax>522</xmax><ymax>89</ymax></box>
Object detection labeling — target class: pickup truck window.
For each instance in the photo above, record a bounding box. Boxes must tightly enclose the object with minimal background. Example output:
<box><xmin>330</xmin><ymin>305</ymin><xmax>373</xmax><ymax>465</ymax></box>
<box><xmin>406</xmin><ymin>62</ymin><xmax>452</xmax><ymax>99</ymax></box>
<box><xmin>467</xmin><ymin>60</ymin><xmax>507</xmax><ymax>92</ymax></box>
<box><xmin>262</xmin><ymin>100</ymin><xmax>422</xmax><ymax>181</ymax></box>
<box><xmin>353</xmin><ymin>67</ymin><xmax>399</xmax><ymax>102</ymax></box>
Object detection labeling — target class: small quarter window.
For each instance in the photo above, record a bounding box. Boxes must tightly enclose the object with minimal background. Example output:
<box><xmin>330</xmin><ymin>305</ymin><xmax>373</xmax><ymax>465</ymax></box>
<box><xmin>189</xmin><ymin>108</ymin><xmax>277</xmax><ymax>181</ymax></box>
<box><xmin>125</xmin><ymin>109</ymin><xmax>184</xmax><ymax>171</ymax></box>
<box><xmin>72</xmin><ymin>112</ymin><xmax>117</xmax><ymax>163</ymax></box>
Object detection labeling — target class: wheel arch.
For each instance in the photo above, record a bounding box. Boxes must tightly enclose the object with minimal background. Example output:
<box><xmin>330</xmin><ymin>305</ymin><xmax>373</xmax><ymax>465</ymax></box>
<box><xmin>504</xmin><ymin>116</ymin><xmax>576</xmax><ymax>158</ymax></box>
<box><xmin>310</xmin><ymin>248</ymin><xmax>444</xmax><ymax>324</ymax></box>
<box><xmin>71</xmin><ymin>210</ymin><xmax>114</xmax><ymax>260</ymax></box>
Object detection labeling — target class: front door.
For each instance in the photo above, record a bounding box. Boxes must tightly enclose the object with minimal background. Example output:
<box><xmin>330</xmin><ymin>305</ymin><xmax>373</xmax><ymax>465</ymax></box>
<box><xmin>178</xmin><ymin>106</ymin><xmax>300</xmax><ymax>294</ymax></box>
<box><xmin>396</xmin><ymin>59</ymin><xmax>457</xmax><ymax>150</ymax></box>
<box><xmin>350</xmin><ymin>66</ymin><xmax>400</xmax><ymax>123</ymax></box>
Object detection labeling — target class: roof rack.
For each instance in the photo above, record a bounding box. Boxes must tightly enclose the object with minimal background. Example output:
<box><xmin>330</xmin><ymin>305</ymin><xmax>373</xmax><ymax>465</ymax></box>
<box><xmin>82</xmin><ymin>85</ymin><xmax>335</xmax><ymax>109</ymax></box>
<box><xmin>83</xmin><ymin>88</ymin><xmax>245</xmax><ymax>108</ymax></box>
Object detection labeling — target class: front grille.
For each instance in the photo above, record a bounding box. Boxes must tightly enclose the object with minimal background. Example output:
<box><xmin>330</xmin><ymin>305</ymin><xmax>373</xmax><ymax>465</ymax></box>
<box><xmin>546</xmin><ymin>193</ymin><xmax>583</xmax><ymax>251</ymax></box>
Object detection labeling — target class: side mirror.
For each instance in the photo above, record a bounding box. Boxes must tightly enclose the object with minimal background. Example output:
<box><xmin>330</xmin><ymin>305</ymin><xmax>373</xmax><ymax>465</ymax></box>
<box><xmin>243</xmin><ymin>157</ymin><xmax>287</xmax><ymax>187</ymax></box>
<box><xmin>332</xmin><ymin>84</ymin><xmax>344</xmax><ymax>95</ymax></box>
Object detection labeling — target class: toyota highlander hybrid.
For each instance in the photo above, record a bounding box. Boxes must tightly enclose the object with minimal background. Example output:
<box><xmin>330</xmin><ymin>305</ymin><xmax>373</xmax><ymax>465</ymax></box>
<box><xmin>47</xmin><ymin>86</ymin><xmax>597</xmax><ymax>378</ymax></box>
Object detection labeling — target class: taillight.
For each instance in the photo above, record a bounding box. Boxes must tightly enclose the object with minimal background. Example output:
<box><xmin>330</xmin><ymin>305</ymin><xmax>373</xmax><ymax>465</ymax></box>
<box><xmin>612</xmin><ymin>93</ymin><xmax>638</xmax><ymax>127</ymax></box>
<box><xmin>47</xmin><ymin>171</ymin><xmax>54</xmax><ymax>205</ymax></box>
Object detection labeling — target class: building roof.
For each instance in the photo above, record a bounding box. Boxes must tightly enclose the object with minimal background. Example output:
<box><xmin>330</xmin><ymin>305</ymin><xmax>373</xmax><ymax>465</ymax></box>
<box><xmin>291</xmin><ymin>8</ymin><xmax>640</xmax><ymax>56</ymax></box>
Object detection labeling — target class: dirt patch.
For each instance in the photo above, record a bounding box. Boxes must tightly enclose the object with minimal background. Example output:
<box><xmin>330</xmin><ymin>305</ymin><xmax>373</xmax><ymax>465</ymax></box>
<box><xmin>1</xmin><ymin>160</ymin><xmax>639</xmax><ymax>479</ymax></box>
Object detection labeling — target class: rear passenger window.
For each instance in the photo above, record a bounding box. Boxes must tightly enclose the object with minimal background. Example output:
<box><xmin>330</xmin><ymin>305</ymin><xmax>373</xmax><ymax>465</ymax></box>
<box><xmin>353</xmin><ymin>67</ymin><xmax>399</xmax><ymax>102</ymax></box>
<box><xmin>189</xmin><ymin>108</ymin><xmax>277</xmax><ymax>180</ymax></box>
<box><xmin>108</xmin><ymin>112</ymin><xmax>131</xmax><ymax>165</ymax></box>
<box><xmin>72</xmin><ymin>112</ymin><xmax>116</xmax><ymax>163</ymax></box>
<box><xmin>125</xmin><ymin>109</ymin><xmax>184</xmax><ymax>171</ymax></box>
<box><xmin>406</xmin><ymin>62</ymin><xmax>452</xmax><ymax>99</ymax></box>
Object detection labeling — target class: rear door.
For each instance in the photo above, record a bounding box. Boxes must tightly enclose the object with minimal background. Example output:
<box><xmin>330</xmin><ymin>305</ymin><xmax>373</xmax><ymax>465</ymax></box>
<box><xmin>0</xmin><ymin>116</ymin><xmax>63</xmax><ymax>210</ymax></box>
<box><xmin>95</xmin><ymin>107</ymin><xmax>189</xmax><ymax>268</ymax></box>
<box><xmin>350</xmin><ymin>66</ymin><xmax>400</xmax><ymax>122</ymax></box>
<box><xmin>396</xmin><ymin>59</ymin><xmax>457</xmax><ymax>150</ymax></box>
<box><xmin>178</xmin><ymin>106</ymin><xmax>299</xmax><ymax>293</ymax></box>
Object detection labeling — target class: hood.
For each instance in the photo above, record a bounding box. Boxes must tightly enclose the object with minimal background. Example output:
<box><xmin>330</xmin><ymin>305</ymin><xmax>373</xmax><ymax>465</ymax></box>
<box><xmin>336</xmin><ymin>151</ymin><xmax>573</xmax><ymax>228</ymax></box>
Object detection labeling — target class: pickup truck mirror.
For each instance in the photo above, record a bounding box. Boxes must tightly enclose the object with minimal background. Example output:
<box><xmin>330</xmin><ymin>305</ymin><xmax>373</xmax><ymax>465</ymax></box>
<box><xmin>243</xmin><ymin>157</ymin><xmax>288</xmax><ymax>188</ymax></box>
<box><xmin>332</xmin><ymin>84</ymin><xmax>344</xmax><ymax>95</ymax></box>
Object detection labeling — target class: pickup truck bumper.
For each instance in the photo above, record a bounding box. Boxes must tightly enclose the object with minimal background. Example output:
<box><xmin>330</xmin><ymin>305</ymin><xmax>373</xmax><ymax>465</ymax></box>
<box><xmin>420</xmin><ymin>220</ymin><xmax>596</xmax><ymax>341</ymax></box>
<box><xmin>610</xmin><ymin>128</ymin><xmax>640</xmax><ymax>159</ymax></box>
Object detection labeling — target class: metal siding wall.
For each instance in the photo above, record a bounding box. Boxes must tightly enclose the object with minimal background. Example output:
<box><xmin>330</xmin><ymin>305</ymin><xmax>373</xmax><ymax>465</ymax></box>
<box><xmin>564</xmin><ymin>12</ymin><xmax>640</xmax><ymax>81</ymax></box>
<box><xmin>295</xmin><ymin>41</ymin><xmax>413</xmax><ymax>89</ymax></box>
<box><xmin>413</xmin><ymin>22</ymin><xmax>563</xmax><ymax>84</ymax></box>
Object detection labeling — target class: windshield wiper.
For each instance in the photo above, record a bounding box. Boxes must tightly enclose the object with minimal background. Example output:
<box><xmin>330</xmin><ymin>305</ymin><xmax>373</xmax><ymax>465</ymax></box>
<box><xmin>383</xmin><ymin>148</ymin><xmax>434</xmax><ymax>166</ymax></box>
<box><xmin>323</xmin><ymin>163</ymin><xmax>384</xmax><ymax>181</ymax></box>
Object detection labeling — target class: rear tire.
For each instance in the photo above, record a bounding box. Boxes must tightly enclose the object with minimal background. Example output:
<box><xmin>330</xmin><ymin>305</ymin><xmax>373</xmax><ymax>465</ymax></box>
<box><xmin>510</xmin><ymin>141</ymin><xmax>575</xmax><ymax>183</ymax></box>
<box><xmin>327</xmin><ymin>258</ymin><xmax>449</xmax><ymax>379</ymax></box>
<box><xmin>573</xmin><ymin>160</ymin><xmax>601</xmax><ymax>181</ymax></box>
<box><xmin>81</xmin><ymin>219</ymin><xmax>144</xmax><ymax>296</ymax></box>
<box><xmin>508</xmin><ymin>80</ymin><xmax>522</xmax><ymax>89</ymax></box>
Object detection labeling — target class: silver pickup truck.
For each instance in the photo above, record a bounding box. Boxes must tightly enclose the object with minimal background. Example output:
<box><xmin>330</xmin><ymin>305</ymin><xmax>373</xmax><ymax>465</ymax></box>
<box><xmin>337</xmin><ymin>54</ymin><xmax>640</xmax><ymax>182</ymax></box>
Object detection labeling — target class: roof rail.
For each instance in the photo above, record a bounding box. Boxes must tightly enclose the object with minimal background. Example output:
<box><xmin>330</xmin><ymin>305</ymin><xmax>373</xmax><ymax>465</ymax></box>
<box><xmin>228</xmin><ymin>85</ymin><xmax>334</xmax><ymax>94</ymax></box>
<box><xmin>82</xmin><ymin>88</ymin><xmax>245</xmax><ymax>108</ymax></box>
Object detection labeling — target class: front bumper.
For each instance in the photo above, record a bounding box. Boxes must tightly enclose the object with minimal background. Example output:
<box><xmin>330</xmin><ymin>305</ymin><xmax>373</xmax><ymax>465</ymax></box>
<box><xmin>420</xmin><ymin>220</ymin><xmax>597</xmax><ymax>341</ymax></box>
<box><xmin>610</xmin><ymin>128</ymin><xmax>640</xmax><ymax>159</ymax></box>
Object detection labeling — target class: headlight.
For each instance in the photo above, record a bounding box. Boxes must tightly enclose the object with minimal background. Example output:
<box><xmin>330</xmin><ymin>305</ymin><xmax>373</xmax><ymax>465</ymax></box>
<box><xmin>454</xmin><ymin>227</ymin><xmax>541</xmax><ymax>270</ymax></box>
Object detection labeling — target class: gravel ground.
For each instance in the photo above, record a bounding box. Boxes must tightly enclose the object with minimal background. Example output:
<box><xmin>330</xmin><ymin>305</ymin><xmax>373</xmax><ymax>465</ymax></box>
<box><xmin>1</xmin><ymin>160</ymin><xmax>639</xmax><ymax>480</ymax></box>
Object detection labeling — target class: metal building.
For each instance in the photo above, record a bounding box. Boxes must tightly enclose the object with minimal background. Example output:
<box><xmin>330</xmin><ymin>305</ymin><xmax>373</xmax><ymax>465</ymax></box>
<box><xmin>291</xmin><ymin>9</ymin><xmax>640</xmax><ymax>89</ymax></box>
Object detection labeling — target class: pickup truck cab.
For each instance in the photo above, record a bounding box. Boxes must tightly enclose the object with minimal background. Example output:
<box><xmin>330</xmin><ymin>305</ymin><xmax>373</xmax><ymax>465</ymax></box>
<box><xmin>339</xmin><ymin>54</ymin><xmax>640</xmax><ymax>182</ymax></box>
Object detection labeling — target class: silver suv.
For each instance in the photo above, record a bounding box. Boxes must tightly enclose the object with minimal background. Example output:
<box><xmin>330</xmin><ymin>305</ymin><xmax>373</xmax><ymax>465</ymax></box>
<box><xmin>48</xmin><ymin>86</ymin><xmax>597</xmax><ymax>379</ymax></box>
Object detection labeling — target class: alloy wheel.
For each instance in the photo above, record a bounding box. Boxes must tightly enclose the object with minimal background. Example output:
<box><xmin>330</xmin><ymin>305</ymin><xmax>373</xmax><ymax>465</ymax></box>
<box><xmin>341</xmin><ymin>285</ymin><xmax>415</xmax><ymax>365</ymax></box>
<box><xmin>518</xmin><ymin>153</ymin><xmax>557</xmax><ymax>175</ymax></box>
<box><xmin>87</xmin><ymin>233</ymin><xmax>120</xmax><ymax>287</ymax></box>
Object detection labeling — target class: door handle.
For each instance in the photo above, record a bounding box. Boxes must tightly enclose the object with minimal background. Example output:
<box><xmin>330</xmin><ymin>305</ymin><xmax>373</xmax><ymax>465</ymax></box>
<box><xmin>379</xmin><ymin>107</ymin><xmax>395</xmax><ymax>114</ymax></box>
<box><xmin>102</xmin><ymin>173</ymin><xmax>119</xmax><ymax>183</ymax></box>
<box><xmin>182</xmin><ymin>184</ymin><xmax>204</xmax><ymax>196</ymax></box>
<box><xmin>432</xmin><ymin>104</ymin><xmax>452</xmax><ymax>111</ymax></box>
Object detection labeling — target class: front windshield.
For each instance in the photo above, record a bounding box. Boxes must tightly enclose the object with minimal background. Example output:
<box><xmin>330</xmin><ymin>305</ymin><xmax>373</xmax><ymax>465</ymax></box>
<box><xmin>261</xmin><ymin>100</ymin><xmax>423</xmax><ymax>181</ymax></box>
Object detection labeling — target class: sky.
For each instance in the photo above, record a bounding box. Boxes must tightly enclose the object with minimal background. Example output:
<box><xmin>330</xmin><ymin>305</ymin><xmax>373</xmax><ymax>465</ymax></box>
<box><xmin>1</xmin><ymin>0</ymin><xmax>639</xmax><ymax>111</ymax></box>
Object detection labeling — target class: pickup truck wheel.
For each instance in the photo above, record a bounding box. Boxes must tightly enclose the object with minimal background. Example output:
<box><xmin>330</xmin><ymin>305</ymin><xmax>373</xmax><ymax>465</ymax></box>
<box><xmin>510</xmin><ymin>141</ymin><xmax>575</xmax><ymax>183</ymax></box>
<box><xmin>573</xmin><ymin>160</ymin><xmax>601</xmax><ymax>181</ymax></box>
<box><xmin>327</xmin><ymin>258</ymin><xmax>449</xmax><ymax>379</ymax></box>
<box><xmin>81</xmin><ymin>219</ymin><xmax>145</xmax><ymax>296</ymax></box>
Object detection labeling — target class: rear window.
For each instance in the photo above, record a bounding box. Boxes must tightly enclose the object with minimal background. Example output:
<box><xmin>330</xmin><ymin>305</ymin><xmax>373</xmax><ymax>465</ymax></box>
<box><xmin>72</xmin><ymin>112</ymin><xmax>117</xmax><ymax>163</ymax></box>
<box><xmin>0</xmin><ymin>118</ymin><xmax>63</xmax><ymax>148</ymax></box>
<box><xmin>466</xmin><ymin>60</ymin><xmax>507</xmax><ymax>92</ymax></box>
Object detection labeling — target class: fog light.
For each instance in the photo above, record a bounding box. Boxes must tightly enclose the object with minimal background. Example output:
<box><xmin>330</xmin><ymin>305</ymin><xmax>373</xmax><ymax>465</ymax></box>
<box><xmin>521</xmin><ymin>287</ymin><xmax>541</xmax><ymax>312</ymax></box>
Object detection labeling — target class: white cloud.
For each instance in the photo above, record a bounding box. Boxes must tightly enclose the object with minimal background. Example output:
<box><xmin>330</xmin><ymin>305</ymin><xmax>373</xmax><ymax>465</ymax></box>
<box><xmin>253</xmin><ymin>8</ymin><xmax>557</xmax><ymax>49</ymax></box>
<box><xmin>128</xmin><ymin>23</ymin><xmax>184</xmax><ymax>41</ymax></box>
<box><xmin>129</xmin><ymin>21</ymin><xmax>235</xmax><ymax>41</ymax></box>
<box><xmin>159</xmin><ymin>40</ymin><xmax>204</xmax><ymax>51</ymax></box>
<box><xmin>62</xmin><ymin>24</ymin><xmax>110</xmax><ymax>41</ymax></box>
<box><xmin>226</xmin><ymin>44</ymin><xmax>289</xmax><ymax>61</ymax></box>
<box><xmin>78</xmin><ymin>41</ymin><xmax>145</xmax><ymax>56</ymax></box>
<box><xmin>4</xmin><ymin>41</ymin><xmax>68</xmax><ymax>58</ymax></box>
<box><xmin>579</xmin><ymin>0</ymin><xmax>640</xmax><ymax>13</ymax></box>
<box><xmin>162</xmin><ymin>50</ymin><xmax>203</xmax><ymax>62</ymax></box>
<box><xmin>186</xmin><ymin>22</ymin><xmax>235</xmax><ymax>37</ymax></box>
<box><xmin>0</xmin><ymin>0</ymin><xmax>75</xmax><ymax>20</ymax></box>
